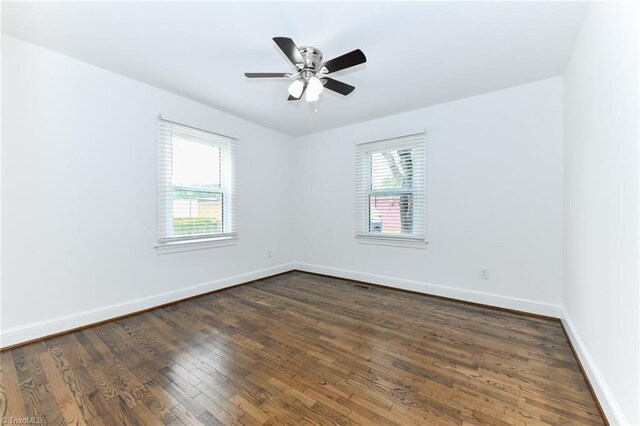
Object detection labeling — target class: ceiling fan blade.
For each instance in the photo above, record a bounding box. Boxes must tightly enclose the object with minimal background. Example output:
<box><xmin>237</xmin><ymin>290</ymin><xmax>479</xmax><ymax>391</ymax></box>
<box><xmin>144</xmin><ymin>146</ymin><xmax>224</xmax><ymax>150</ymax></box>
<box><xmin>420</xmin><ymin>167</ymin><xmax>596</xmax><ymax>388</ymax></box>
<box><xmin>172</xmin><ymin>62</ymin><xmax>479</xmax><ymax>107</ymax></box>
<box><xmin>273</xmin><ymin>37</ymin><xmax>305</xmax><ymax>69</ymax></box>
<box><xmin>321</xmin><ymin>77</ymin><xmax>355</xmax><ymax>96</ymax></box>
<box><xmin>245</xmin><ymin>72</ymin><xmax>291</xmax><ymax>78</ymax></box>
<box><xmin>321</xmin><ymin>49</ymin><xmax>366</xmax><ymax>74</ymax></box>
<box><xmin>288</xmin><ymin>83</ymin><xmax>307</xmax><ymax>101</ymax></box>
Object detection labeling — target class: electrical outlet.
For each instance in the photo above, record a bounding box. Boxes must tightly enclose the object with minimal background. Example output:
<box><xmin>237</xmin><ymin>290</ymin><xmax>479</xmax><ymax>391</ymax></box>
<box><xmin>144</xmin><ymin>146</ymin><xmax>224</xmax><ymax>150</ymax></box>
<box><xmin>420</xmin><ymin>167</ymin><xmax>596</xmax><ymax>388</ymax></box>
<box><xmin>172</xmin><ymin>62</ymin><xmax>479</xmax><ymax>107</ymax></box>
<box><xmin>480</xmin><ymin>267</ymin><xmax>490</xmax><ymax>280</ymax></box>
<box><xmin>268</xmin><ymin>250</ymin><xmax>273</xmax><ymax>259</ymax></box>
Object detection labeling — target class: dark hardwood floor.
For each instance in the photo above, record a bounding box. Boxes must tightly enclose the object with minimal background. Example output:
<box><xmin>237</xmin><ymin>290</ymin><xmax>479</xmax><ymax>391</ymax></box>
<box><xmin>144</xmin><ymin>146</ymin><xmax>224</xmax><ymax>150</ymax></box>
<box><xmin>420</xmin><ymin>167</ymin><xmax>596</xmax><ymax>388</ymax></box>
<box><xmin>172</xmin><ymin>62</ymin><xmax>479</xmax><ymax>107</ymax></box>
<box><xmin>1</xmin><ymin>271</ymin><xmax>604</xmax><ymax>425</ymax></box>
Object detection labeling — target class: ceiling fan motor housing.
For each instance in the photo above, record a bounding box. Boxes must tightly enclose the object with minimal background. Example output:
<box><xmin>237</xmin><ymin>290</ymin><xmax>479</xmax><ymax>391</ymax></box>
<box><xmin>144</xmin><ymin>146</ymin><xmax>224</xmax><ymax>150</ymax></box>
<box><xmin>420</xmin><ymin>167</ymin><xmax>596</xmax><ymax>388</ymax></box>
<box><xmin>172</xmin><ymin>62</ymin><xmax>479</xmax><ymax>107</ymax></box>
<box><xmin>299</xmin><ymin>46</ymin><xmax>323</xmax><ymax>78</ymax></box>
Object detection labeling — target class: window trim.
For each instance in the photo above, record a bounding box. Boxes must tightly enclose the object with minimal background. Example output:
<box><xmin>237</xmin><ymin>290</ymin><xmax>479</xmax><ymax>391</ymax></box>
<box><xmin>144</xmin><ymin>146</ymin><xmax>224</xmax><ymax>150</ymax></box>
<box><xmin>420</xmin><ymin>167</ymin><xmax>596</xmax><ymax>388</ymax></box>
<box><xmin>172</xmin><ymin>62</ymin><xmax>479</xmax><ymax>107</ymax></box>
<box><xmin>355</xmin><ymin>234</ymin><xmax>428</xmax><ymax>249</ymax></box>
<box><xmin>156</xmin><ymin>117</ymin><xmax>238</xmax><ymax>252</ymax></box>
<box><xmin>355</xmin><ymin>132</ymin><xmax>427</xmax><ymax>247</ymax></box>
<box><xmin>155</xmin><ymin>235</ymin><xmax>239</xmax><ymax>254</ymax></box>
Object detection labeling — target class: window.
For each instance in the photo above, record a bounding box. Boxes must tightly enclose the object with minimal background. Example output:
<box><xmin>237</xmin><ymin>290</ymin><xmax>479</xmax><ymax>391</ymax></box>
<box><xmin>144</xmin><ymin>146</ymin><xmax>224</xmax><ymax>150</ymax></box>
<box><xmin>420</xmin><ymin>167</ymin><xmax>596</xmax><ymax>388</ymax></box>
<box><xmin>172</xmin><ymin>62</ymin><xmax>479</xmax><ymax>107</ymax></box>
<box><xmin>355</xmin><ymin>133</ymin><xmax>426</xmax><ymax>245</ymax></box>
<box><xmin>157</xmin><ymin>119</ymin><xmax>237</xmax><ymax>248</ymax></box>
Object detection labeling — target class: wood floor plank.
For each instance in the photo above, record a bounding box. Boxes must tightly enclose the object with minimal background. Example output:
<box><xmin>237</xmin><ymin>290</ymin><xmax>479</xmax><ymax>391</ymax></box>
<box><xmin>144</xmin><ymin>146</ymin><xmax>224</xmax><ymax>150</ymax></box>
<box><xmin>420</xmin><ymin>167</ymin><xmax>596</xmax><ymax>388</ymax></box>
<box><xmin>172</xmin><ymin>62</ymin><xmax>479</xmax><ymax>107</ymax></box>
<box><xmin>0</xmin><ymin>271</ymin><xmax>604</xmax><ymax>425</ymax></box>
<box><xmin>0</xmin><ymin>351</ymin><xmax>28</xmax><ymax>420</ymax></box>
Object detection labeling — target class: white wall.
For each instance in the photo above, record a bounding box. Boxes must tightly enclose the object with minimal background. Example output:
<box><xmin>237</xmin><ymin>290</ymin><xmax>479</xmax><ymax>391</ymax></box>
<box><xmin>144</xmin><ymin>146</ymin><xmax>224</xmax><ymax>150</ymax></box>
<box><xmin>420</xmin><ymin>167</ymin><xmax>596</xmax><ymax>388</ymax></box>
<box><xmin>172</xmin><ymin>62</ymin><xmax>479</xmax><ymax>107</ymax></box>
<box><xmin>293</xmin><ymin>77</ymin><xmax>564</xmax><ymax>316</ymax></box>
<box><xmin>563</xmin><ymin>2</ymin><xmax>640</xmax><ymax>425</ymax></box>
<box><xmin>1</xmin><ymin>35</ymin><xmax>295</xmax><ymax>346</ymax></box>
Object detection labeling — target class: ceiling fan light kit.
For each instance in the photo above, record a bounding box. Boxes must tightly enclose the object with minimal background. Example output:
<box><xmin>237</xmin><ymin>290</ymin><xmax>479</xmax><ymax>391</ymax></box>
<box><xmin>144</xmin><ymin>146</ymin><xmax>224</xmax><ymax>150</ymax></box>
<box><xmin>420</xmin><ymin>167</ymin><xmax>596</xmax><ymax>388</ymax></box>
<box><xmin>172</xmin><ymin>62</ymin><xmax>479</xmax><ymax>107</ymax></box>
<box><xmin>245</xmin><ymin>37</ymin><xmax>366</xmax><ymax>108</ymax></box>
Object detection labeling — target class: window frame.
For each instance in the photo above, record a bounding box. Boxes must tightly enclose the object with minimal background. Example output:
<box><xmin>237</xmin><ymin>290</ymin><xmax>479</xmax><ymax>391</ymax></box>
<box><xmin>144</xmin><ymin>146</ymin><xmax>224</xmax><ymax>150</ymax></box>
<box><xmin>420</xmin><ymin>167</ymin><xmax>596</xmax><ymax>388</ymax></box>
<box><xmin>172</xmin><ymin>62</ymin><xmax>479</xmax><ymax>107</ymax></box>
<box><xmin>156</xmin><ymin>118</ymin><xmax>238</xmax><ymax>253</ymax></box>
<box><xmin>355</xmin><ymin>133</ymin><xmax>428</xmax><ymax>249</ymax></box>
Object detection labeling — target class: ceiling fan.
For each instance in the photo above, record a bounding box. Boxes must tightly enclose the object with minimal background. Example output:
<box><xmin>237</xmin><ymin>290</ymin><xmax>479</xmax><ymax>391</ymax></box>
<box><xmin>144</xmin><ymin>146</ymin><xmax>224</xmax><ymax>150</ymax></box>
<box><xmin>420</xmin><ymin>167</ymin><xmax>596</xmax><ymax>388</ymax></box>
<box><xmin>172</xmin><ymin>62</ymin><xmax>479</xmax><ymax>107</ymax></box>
<box><xmin>244</xmin><ymin>37</ymin><xmax>366</xmax><ymax>103</ymax></box>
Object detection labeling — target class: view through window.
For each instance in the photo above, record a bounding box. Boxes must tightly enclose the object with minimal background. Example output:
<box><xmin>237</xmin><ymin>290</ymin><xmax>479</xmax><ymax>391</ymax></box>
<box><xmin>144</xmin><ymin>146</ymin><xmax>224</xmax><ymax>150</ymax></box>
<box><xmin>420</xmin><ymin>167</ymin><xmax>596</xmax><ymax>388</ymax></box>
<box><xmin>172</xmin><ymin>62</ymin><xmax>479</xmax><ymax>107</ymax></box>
<box><xmin>171</xmin><ymin>138</ymin><xmax>222</xmax><ymax>236</ymax></box>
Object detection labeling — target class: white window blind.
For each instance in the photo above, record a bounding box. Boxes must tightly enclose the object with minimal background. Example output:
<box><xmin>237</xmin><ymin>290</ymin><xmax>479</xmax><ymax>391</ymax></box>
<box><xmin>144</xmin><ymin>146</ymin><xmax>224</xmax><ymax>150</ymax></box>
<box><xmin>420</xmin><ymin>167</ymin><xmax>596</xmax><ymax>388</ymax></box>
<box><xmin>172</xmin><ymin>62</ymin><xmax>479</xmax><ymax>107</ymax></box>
<box><xmin>355</xmin><ymin>133</ymin><xmax>426</xmax><ymax>242</ymax></box>
<box><xmin>158</xmin><ymin>118</ymin><xmax>237</xmax><ymax>245</ymax></box>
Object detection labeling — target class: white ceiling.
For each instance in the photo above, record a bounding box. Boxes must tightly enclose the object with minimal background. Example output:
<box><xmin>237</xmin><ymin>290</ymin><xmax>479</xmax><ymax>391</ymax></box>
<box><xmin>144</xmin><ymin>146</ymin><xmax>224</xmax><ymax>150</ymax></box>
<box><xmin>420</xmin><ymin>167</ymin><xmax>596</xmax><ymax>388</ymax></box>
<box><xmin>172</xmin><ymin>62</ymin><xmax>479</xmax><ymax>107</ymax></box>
<box><xmin>2</xmin><ymin>1</ymin><xmax>586</xmax><ymax>136</ymax></box>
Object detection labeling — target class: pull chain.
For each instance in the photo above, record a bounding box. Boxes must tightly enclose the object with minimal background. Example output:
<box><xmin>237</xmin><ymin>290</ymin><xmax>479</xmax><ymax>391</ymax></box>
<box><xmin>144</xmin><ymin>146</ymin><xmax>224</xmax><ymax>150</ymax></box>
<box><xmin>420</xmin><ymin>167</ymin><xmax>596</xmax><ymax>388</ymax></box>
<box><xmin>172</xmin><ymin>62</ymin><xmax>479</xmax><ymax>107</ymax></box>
<box><xmin>306</xmin><ymin>100</ymin><xmax>319</xmax><ymax>117</ymax></box>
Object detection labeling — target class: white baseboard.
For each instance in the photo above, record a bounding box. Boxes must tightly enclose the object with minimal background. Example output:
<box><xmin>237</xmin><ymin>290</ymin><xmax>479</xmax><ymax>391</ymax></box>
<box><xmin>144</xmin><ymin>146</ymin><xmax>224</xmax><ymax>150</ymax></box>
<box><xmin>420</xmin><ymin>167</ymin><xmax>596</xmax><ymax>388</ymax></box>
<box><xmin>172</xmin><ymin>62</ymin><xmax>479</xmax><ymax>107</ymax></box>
<box><xmin>561</xmin><ymin>312</ymin><xmax>628</xmax><ymax>426</ymax></box>
<box><xmin>0</xmin><ymin>263</ymin><xmax>295</xmax><ymax>349</ymax></box>
<box><xmin>0</xmin><ymin>261</ymin><xmax>563</xmax><ymax>345</ymax></box>
<box><xmin>293</xmin><ymin>262</ymin><xmax>563</xmax><ymax>318</ymax></box>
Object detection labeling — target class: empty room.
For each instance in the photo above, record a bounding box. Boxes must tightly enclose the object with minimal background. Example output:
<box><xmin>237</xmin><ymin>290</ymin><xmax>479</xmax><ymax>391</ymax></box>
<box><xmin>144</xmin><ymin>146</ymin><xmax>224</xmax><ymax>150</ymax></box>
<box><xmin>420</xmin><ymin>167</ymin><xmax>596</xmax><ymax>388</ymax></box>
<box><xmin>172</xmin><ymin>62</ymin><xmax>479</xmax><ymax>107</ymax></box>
<box><xmin>1</xmin><ymin>1</ymin><xmax>639</xmax><ymax>425</ymax></box>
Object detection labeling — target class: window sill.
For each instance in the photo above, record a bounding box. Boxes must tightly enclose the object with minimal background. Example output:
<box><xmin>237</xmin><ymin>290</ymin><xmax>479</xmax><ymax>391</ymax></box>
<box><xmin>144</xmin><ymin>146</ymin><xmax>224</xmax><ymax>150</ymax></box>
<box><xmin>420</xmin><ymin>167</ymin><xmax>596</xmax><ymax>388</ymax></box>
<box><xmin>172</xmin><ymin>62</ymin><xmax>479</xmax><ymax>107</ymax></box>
<box><xmin>156</xmin><ymin>236</ymin><xmax>239</xmax><ymax>254</ymax></box>
<box><xmin>355</xmin><ymin>235</ymin><xmax>428</xmax><ymax>249</ymax></box>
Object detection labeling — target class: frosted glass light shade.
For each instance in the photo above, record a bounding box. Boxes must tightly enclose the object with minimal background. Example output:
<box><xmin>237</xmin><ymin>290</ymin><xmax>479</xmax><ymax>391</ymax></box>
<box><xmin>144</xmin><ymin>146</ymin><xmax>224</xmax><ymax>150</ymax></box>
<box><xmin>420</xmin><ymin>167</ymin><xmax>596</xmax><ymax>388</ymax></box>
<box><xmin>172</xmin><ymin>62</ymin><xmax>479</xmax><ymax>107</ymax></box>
<box><xmin>307</xmin><ymin>76</ymin><xmax>324</xmax><ymax>96</ymax></box>
<box><xmin>288</xmin><ymin>79</ymin><xmax>305</xmax><ymax>98</ymax></box>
